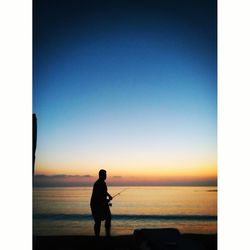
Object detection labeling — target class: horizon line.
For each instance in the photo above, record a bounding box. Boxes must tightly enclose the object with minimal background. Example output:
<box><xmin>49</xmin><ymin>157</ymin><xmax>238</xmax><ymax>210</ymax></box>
<box><xmin>33</xmin><ymin>184</ymin><xmax>217</xmax><ymax>188</ymax></box>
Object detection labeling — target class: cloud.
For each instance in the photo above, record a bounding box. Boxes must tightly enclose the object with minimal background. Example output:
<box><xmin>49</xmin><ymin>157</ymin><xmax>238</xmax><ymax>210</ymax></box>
<box><xmin>33</xmin><ymin>174</ymin><xmax>94</xmax><ymax>187</ymax></box>
<box><xmin>33</xmin><ymin>175</ymin><xmax>217</xmax><ymax>187</ymax></box>
<box><xmin>82</xmin><ymin>175</ymin><xmax>93</xmax><ymax>178</ymax></box>
<box><xmin>34</xmin><ymin>174</ymin><xmax>93</xmax><ymax>178</ymax></box>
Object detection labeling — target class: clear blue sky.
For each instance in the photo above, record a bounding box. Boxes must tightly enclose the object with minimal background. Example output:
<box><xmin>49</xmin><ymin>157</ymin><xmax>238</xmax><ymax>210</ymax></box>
<box><xmin>33</xmin><ymin>0</ymin><xmax>217</xmax><ymax>183</ymax></box>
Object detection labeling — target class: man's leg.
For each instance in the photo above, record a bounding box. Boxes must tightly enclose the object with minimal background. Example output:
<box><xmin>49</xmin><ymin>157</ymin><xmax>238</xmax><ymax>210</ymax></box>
<box><xmin>105</xmin><ymin>208</ymin><xmax>112</xmax><ymax>236</ymax></box>
<box><xmin>94</xmin><ymin>218</ymin><xmax>101</xmax><ymax>237</ymax></box>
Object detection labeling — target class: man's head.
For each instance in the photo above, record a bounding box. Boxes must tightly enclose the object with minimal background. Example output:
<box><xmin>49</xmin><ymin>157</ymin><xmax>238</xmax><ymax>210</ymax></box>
<box><xmin>99</xmin><ymin>169</ymin><xmax>107</xmax><ymax>180</ymax></box>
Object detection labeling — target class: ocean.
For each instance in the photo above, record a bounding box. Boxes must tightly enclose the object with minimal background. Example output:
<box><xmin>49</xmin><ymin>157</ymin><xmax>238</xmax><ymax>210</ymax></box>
<box><xmin>33</xmin><ymin>186</ymin><xmax>217</xmax><ymax>236</ymax></box>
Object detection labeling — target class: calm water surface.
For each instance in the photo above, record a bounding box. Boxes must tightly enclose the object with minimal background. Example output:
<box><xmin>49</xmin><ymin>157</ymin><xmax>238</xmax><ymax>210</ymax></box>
<box><xmin>33</xmin><ymin>186</ymin><xmax>217</xmax><ymax>236</ymax></box>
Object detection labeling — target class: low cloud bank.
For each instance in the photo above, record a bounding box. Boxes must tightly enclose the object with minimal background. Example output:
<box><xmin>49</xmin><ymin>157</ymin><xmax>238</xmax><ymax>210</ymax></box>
<box><xmin>33</xmin><ymin>175</ymin><xmax>217</xmax><ymax>187</ymax></box>
<box><xmin>33</xmin><ymin>175</ymin><xmax>94</xmax><ymax>187</ymax></box>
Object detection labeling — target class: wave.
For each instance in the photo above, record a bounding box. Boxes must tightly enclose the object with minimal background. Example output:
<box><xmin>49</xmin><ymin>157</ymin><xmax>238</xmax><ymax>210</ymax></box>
<box><xmin>33</xmin><ymin>213</ymin><xmax>217</xmax><ymax>221</ymax></box>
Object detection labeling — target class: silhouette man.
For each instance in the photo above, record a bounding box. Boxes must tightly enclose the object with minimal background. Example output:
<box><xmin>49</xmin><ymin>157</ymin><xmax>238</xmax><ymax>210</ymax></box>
<box><xmin>90</xmin><ymin>169</ymin><xmax>113</xmax><ymax>237</ymax></box>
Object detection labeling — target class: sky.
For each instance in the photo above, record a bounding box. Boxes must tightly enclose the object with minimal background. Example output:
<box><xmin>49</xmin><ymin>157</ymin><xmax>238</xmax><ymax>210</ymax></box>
<box><xmin>33</xmin><ymin>0</ymin><xmax>217</xmax><ymax>186</ymax></box>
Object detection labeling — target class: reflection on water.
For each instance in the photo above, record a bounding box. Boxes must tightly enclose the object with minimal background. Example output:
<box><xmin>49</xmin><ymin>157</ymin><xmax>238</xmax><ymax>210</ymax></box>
<box><xmin>33</xmin><ymin>186</ymin><xmax>217</xmax><ymax>235</ymax></box>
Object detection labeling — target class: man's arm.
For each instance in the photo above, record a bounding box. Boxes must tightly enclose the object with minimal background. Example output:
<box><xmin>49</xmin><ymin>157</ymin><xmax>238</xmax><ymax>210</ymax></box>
<box><xmin>107</xmin><ymin>192</ymin><xmax>113</xmax><ymax>200</ymax></box>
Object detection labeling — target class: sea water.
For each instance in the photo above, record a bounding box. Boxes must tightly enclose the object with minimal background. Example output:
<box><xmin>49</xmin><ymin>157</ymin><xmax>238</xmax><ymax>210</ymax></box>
<box><xmin>33</xmin><ymin>186</ymin><xmax>217</xmax><ymax>236</ymax></box>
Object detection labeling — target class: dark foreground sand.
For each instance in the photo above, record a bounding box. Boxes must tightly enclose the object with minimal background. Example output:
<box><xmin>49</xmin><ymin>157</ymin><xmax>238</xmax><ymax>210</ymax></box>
<box><xmin>33</xmin><ymin>233</ymin><xmax>217</xmax><ymax>250</ymax></box>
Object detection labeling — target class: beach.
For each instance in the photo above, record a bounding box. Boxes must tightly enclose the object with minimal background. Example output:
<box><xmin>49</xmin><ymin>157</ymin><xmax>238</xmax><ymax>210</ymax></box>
<box><xmin>33</xmin><ymin>233</ymin><xmax>217</xmax><ymax>250</ymax></box>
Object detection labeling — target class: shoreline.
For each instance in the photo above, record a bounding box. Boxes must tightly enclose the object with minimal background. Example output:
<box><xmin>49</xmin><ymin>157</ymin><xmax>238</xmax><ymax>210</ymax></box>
<box><xmin>33</xmin><ymin>233</ymin><xmax>217</xmax><ymax>250</ymax></box>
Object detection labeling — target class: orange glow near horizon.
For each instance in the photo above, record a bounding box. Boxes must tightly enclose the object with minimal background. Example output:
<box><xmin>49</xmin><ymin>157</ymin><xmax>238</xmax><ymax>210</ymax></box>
<box><xmin>34</xmin><ymin>161</ymin><xmax>217</xmax><ymax>185</ymax></box>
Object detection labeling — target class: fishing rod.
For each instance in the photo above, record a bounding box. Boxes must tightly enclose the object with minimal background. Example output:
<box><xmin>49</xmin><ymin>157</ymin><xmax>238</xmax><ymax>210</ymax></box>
<box><xmin>112</xmin><ymin>188</ymin><xmax>128</xmax><ymax>199</ymax></box>
<box><xmin>108</xmin><ymin>188</ymin><xmax>128</xmax><ymax>206</ymax></box>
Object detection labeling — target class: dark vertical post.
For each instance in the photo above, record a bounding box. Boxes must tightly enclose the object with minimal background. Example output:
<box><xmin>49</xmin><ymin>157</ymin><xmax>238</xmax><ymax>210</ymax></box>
<box><xmin>33</xmin><ymin>113</ymin><xmax>37</xmax><ymax>174</ymax></box>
